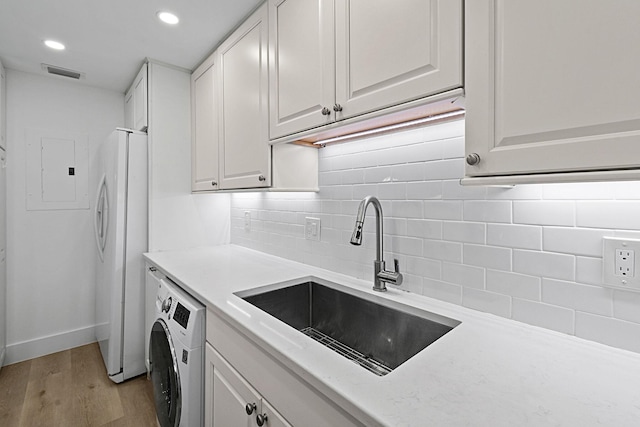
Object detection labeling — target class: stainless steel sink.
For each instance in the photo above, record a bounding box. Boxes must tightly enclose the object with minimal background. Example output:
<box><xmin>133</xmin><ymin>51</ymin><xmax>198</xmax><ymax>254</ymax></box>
<box><xmin>235</xmin><ymin>277</ymin><xmax>460</xmax><ymax>376</ymax></box>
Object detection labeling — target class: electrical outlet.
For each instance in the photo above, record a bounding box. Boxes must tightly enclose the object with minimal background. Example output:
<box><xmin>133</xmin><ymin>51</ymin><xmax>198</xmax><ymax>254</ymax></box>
<box><xmin>244</xmin><ymin>211</ymin><xmax>251</xmax><ymax>232</ymax></box>
<box><xmin>615</xmin><ymin>249</ymin><xmax>635</xmax><ymax>277</ymax></box>
<box><xmin>603</xmin><ymin>237</ymin><xmax>640</xmax><ymax>290</ymax></box>
<box><xmin>305</xmin><ymin>217</ymin><xmax>321</xmax><ymax>241</ymax></box>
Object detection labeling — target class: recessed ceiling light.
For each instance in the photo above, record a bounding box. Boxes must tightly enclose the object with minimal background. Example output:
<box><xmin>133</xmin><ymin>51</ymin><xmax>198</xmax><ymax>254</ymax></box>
<box><xmin>157</xmin><ymin>11</ymin><xmax>179</xmax><ymax>25</ymax></box>
<box><xmin>44</xmin><ymin>40</ymin><xmax>65</xmax><ymax>50</ymax></box>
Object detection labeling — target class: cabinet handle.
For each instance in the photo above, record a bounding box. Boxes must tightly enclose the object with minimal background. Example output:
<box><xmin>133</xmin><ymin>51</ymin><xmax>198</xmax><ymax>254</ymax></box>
<box><xmin>245</xmin><ymin>403</ymin><xmax>257</xmax><ymax>415</ymax></box>
<box><xmin>149</xmin><ymin>266</ymin><xmax>157</xmax><ymax>272</ymax></box>
<box><xmin>258</xmin><ymin>175</ymin><xmax>266</xmax><ymax>182</ymax></box>
<box><xmin>256</xmin><ymin>413</ymin><xmax>268</xmax><ymax>426</ymax></box>
<box><xmin>466</xmin><ymin>153</ymin><xmax>481</xmax><ymax>166</ymax></box>
<box><xmin>321</xmin><ymin>107</ymin><xmax>331</xmax><ymax>116</ymax></box>
<box><xmin>333</xmin><ymin>103</ymin><xmax>343</xmax><ymax>112</ymax></box>
<box><xmin>211</xmin><ymin>180</ymin><xmax>218</xmax><ymax>187</ymax></box>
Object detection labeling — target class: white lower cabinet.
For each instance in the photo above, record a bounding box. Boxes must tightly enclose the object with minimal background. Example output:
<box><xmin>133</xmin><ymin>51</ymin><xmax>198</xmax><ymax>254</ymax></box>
<box><xmin>206</xmin><ymin>310</ymin><xmax>365</xmax><ymax>427</ymax></box>
<box><xmin>206</xmin><ymin>344</ymin><xmax>292</xmax><ymax>427</ymax></box>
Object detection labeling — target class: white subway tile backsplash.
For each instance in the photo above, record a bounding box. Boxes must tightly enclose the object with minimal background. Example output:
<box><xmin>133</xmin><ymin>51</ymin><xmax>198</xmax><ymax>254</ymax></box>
<box><xmin>423</xmin><ymin>239</ymin><xmax>463</xmax><ymax>263</ymax></box>
<box><xmin>229</xmin><ymin>119</ymin><xmax>640</xmax><ymax>355</ymax></box>
<box><xmin>575</xmin><ymin>256</ymin><xmax>603</xmax><ymax>286</ymax></box>
<box><xmin>542</xmin><ymin>279</ymin><xmax>613</xmax><ymax>316</ymax></box>
<box><xmin>513</xmin><ymin>201</ymin><xmax>575</xmax><ymax>226</ymax></box>
<box><xmin>486</xmin><ymin>270</ymin><xmax>541</xmax><ymax>301</ymax></box>
<box><xmin>443</xmin><ymin>221</ymin><xmax>486</xmax><ymax>244</ymax></box>
<box><xmin>442</xmin><ymin>262</ymin><xmax>484</xmax><ymax>289</ymax></box>
<box><xmin>425</xmin><ymin>158</ymin><xmax>465</xmax><ymax>180</ymax></box>
<box><xmin>407</xmin><ymin>219</ymin><xmax>442</xmax><ymax>240</ymax></box>
<box><xmin>513</xmin><ymin>250</ymin><xmax>575</xmax><ymax>281</ymax></box>
<box><xmin>378</xmin><ymin>182</ymin><xmax>407</xmax><ymax>200</ymax></box>
<box><xmin>462</xmin><ymin>288</ymin><xmax>511</xmax><ymax>318</ymax></box>
<box><xmin>487</xmin><ymin>223</ymin><xmax>542</xmax><ymax>250</ymax></box>
<box><xmin>463</xmin><ymin>244</ymin><xmax>511</xmax><ymax>271</ymax></box>
<box><xmin>577</xmin><ymin>201</ymin><xmax>640</xmax><ymax>230</ymax></box>
<box><xmin>575</xmin><ymin>312</ymin><xmax>640</xmax><ymax>354</ymax></box>
<box><xmin>423</xmin><ymin>200</ymin><xmax>463</xmax><ymax>220</ymax></box>
<box><xmin>543</xmin><ymin>227</ymin><xmax>609</xmax><ymax>257</ymax></box>
<box><xmin>613</xmin><ymin>290</ymin><xmax>640</xmax><ymax>324</ymax></box>
<box><xmin>422</xmin><ymin>278</ymin><xmax>462</xmax><ymax>305</ymax></box>
<box><xmin>463</xmin><ymin>201</ymin><xmax>512</xmax><ymax>223</ymax></box>
<box><xmin>542</xmin><ymin>182</ymin><xmax>613</xmax><ymax>200</ymax></box>
<box><xmin>407</xmin><ymin>181</ymin><xmax>442</xmax><ymax>200</ymax></box>
<box><xmin>512</xmin><ymin>299</ymin><xmax>575</xmax><ymax>335</ymax></box>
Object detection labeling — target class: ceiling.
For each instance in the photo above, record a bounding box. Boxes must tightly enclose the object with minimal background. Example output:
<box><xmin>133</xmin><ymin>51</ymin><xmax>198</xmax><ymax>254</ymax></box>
<box><xmin>0</xmin><ymin>0</ymin><xmax>263</xmax><ymax>93</ymax></box>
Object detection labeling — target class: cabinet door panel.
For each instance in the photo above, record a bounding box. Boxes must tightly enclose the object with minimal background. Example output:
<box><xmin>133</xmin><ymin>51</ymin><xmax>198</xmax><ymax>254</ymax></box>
<box><xmin>206</xmin><ymin>344</ymin><xmax>260</xmax><ymax>427</ymax></box>
<box><xmin>218</xmin><ymin>5</ymin><xmax>271</xmax><ymax>189</ymax></box>
<box><xmin>335</xmin><ymin>0</ymin><xmax>462</xmax><ymax>119</ymax></box>
<box><xmin>269</xmin><ymin>0</ymin><xmax>335</xmax><ymax>139</ymax></box>
<box><xmin>192</xmin><ymin>59</ymin><xmax>219</xmax><ymax>191</ymax></box>
<box><xmin>465</xmin><ymin>0</ymin><xmax>640</xmax><ymax>177</ymax></box>
<box><xmin>261</xmin><ymin>399</ymin><xmax>293</xmax><ymax>427</ymax></box>
<box><xmin>133</xmin><ymin>63</ymin><xmax>148</xmax><ymax>131</ymax></box>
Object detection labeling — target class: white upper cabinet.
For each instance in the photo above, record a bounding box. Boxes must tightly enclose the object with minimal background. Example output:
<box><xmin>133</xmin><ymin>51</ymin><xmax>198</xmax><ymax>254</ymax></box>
<box><xmin>269</xmin><ymin>0</ymin><xmax>463</xmax><ymax>140</ymax></box>
<box><xmin>0</xmin><ymin>60</ymin><xmax>6</xmax><ymax>150</ymax></box>
<box><xmin>217</xmin><ymin>4</ymin><xmax>271</xmax><ymax>190</ymax></box>
<box><xmin>464</xmin><ymin>0</ymin><xmax>640</xmax><ymax>183</ymax></box>
<box><xmin>335</xmin><ymin>0</ymin><xmax>462</xmax><ymax>121</ymax></box>
<box><xmin>269</xmin><ymin>0</ymin><xmax>335</xmax><ymax>139</ymax></box>
<box><xmin>125</xmin><ymin>63</ymin><xmax>148</xmax><ymax>132</ymax></box>
<box><xmin>191</xmin><ymin>56</ymin><xmax>219</xmax><ymax>192</ymax></box>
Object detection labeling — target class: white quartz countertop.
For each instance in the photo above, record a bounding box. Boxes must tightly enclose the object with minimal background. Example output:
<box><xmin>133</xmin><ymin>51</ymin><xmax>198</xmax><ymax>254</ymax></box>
<box><xmin>144</xmin><ymin>245</ymin><xmax>640</xmax><ymax>427</ymax></box>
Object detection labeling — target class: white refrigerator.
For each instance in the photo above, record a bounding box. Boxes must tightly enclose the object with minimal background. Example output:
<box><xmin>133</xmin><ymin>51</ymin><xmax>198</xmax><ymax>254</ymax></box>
<box><xmin>94</xmin><ymin>128</ymin><xmax>147</xmax><ymax>383</ymax></box>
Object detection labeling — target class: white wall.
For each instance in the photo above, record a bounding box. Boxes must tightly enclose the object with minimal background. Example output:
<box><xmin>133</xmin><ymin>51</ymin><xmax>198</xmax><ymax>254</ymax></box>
<box><xmin>147</xmin><ymin>61</ymin><xmax>230</xmax><ymax>252</ymax></box>
<box><xmin>231</xmin><ymin>119</ymin><xmax>640</xmax><ymax>355</ymax></box>
<box><xmin>5</xmin><ymin>70</ymin><xmax>123</xmax><ymax>364</ymax></box>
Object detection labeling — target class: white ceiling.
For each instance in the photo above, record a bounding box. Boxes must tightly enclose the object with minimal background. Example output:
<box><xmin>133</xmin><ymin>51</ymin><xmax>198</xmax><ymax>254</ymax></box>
<box><xmin>0</xmin><ymin>0</ymin><xmax>263</xmax><ymax>93</ymax></box>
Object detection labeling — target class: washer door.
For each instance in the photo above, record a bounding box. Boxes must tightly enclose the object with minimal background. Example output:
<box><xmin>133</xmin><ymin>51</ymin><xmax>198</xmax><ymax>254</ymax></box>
<box><xmin>150</xmin><ymin>319</ymin><xmax>182</xmax><ymax>427</ymax></box>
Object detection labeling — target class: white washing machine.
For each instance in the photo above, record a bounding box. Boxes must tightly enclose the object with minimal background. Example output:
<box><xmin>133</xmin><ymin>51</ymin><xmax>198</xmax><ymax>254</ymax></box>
<box><xmin>149</xmin><ymin>274</ymin><xmax>205</xmax><ymax>427</ymax></box>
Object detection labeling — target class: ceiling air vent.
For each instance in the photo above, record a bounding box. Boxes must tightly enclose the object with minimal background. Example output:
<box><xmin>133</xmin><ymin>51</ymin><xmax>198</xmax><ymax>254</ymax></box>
<box><xmin>41</xmin><ymin>63</ymin><xmax>84</xmax><ymax>80</ymax></box>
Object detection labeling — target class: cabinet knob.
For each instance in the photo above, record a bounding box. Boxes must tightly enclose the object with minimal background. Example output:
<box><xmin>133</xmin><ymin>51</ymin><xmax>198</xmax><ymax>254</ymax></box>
<box><xmin>211</xmin><ymin>180</ymin><xmax>218</xmax><ymax>187</ymax></box>
<box><xmin>258</xmin><ymin>175</ymin><xmax>266</xmax><ymax>182</ymax></box>
<box><xmin>466</xmin><ymin>153</ymin><xmax>481</xmax><ymax>166</ymax></box>
<box><xmin>245</xmin><ymin>403</ymin><xmax>257</xmax><ymax>415</ymax></box>
<box><xmin>256</xmin><ymin>413</ymin><xmax>268</xmax><ymax>426</ymax></box>
<box><xmin>321</xmin><ymin>107</ymin><xmax>331</xmax><ymax>116</ymax></box>
<box><xmin>333</xmin><ymin>103</ymin><xmax>343</xmax><ymax>112</ymax></box>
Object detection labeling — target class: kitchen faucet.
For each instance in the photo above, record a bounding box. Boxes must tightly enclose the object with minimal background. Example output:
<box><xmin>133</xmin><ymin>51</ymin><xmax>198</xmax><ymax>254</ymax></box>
<box><xmin>350</xmin><ymin>196</ymin><xmax>403</xmax><ymax>292</ymax></box>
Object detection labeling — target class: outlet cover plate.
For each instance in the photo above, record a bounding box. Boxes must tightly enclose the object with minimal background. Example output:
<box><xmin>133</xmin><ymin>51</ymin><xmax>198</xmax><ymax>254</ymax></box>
<box><xmin>603</xmin><ymin>237</ymin><xmax>640</xmax><ymax>290</ymax></box>
<box><xmin>305</xmin><ymin>217</ymin><xmax>321</xmax><ymax>241</ymax></box>
<box><xmin>244</xmin><ymin>211</ymin><xmax>251</xmax><ymax>232</ymax></box>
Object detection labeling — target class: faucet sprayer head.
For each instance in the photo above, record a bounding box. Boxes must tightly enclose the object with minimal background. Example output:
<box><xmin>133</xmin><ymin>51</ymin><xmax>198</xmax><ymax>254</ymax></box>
<box><xmin>350</xmin><ymin>221</ymin><xmax>364</xmax><ymax>245</ymax></box>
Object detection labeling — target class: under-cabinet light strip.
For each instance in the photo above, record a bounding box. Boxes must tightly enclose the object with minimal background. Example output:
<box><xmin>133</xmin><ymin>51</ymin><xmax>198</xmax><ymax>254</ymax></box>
<box><xmin>313</xmin><ymin>110</ymin><xmax>465</xmax><ymax>145</ymax></box>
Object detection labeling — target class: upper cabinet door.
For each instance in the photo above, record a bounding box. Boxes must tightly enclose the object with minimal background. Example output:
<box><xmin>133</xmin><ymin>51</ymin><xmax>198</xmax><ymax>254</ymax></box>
<box><xmin>132</xmin><ymin>63</ymin><xmax>148</xmax><ymax>132</ymax></box>
<box><xmin>192</xmin><ymin>57</ymin><xmax>219</xmax><ymax>192</ymax></box>
<box><xmin>268</xmin><ymin>0</ymin><xmax>335</xmax><ymax>139</ymax></box>
<box><xmin>465</xmin><ymin>0</ymin><xmax>640</xmax><ymax>178</ymax></box>
<box><xmin>217</xmin><ymin>4</ymin><xmax>271</xmax><ymax>190</ymax></box>
<box><xmin>335</xmin><ymin>0</ymin><xmax>462</xmax><ymax>120</ymax></box>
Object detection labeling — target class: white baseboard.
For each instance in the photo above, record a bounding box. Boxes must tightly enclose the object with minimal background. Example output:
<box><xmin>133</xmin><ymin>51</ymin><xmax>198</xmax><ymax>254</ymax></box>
<box><xmin>4</xmin><ymin>325</ymin><xmax>96</xmax><ymax>365</ymax></box>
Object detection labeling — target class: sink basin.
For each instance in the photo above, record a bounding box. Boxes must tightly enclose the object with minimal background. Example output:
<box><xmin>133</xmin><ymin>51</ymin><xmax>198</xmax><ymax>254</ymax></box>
<box><xmin>235</xmin><ymin>277</ymin><xmax>460</xmax><ymax>376</ymax></box>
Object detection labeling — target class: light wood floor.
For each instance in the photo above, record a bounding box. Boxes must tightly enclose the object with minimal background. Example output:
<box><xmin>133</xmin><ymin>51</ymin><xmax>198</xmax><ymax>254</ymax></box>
<box><xmin>0</xmin><ymin>343</ymin><xmax>158</xmax><ymax>426</ymax></box>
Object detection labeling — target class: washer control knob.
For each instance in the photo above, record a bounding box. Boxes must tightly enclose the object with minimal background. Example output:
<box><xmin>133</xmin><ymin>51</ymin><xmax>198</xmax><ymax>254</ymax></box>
<box><xmin>161</xmin><ymin>297</ymin><xmax>172</xmax><ymax>313</ymax></box>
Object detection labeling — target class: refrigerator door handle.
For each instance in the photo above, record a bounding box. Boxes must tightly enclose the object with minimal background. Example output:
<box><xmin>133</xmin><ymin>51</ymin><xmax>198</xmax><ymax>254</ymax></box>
<box><xmin>94</xmin><ymin>174</ymin><xmax>109</xmax><ymax>261</ymax></box>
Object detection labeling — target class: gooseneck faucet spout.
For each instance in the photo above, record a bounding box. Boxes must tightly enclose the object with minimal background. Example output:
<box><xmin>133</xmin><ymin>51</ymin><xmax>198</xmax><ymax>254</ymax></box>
<box><xmin>350</xmin><ymin>196</ymin><xmax>403</xmax><ymax>292</ymax></box>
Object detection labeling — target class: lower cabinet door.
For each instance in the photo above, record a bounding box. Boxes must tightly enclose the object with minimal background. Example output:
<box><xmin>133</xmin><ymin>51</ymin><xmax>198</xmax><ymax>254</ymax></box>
<box><xmin>260</xmin><ymin>399</ymin><xmax>293</xmax><ymax>427</ymax></box>
<box><xmin>206</xmin><ymin>343</ymin><xmax>292</xmax><ymax>427</ymax></box>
